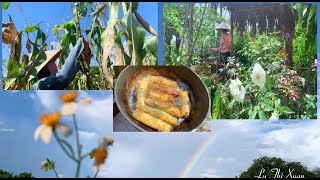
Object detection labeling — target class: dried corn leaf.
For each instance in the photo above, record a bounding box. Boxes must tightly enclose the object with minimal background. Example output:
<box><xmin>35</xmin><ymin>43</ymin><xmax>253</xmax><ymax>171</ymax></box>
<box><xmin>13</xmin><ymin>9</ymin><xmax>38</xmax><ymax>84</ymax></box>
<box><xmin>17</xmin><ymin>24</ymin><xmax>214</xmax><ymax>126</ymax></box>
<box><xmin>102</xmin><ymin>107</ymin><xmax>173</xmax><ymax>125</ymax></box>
<box><xmin>2</xmin><ymin>15</ymin><xmax>18</xmax><ymax>45</ymax></box>
<box><xmin>101</xmin><ymin>2</ymin><xmax>119</xmax><ymax>87</ymax></box>
<box><xmin>4</xmin><ymin>78</ymin><xmax>16</xmax><ymax>90</ymax></box>
<box><xmin>114</xmin><ymin>46</ymin><xmax>124</xmax><ymax>65</ymax></box>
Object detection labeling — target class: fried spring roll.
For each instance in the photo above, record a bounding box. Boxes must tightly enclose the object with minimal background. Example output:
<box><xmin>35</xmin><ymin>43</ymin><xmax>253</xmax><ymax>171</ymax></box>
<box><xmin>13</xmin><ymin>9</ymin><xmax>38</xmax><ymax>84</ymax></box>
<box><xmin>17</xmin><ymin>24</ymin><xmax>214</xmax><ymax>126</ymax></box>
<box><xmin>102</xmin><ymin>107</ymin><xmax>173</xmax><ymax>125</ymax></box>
<box><xmin>179</xmin><ymin>90</ymin><xmax>191</xmax><ymax>118</ymax></box>
<box><xmin>145</xmin><ymin>98</ymin><xmax>181</xmax><ymax>117</ymax></box>
<box><xmin>132</xmin><ymin>109</ymin><xmax>172</xmax><ymax>132</ymax></box>
<box><xmin>139</xmin><ymin>105</ymin><xmax>178</xmax><ymax>126</ymax></box>
<box><xmin>148</xmin><ymin>83</ymin><xmax>179</xmax><ymax>97</ymax></box>
<box><xmin>136</xmin><ymin>78</ymin><xmax>149</xmax><ymax>109</ymax></box>
<box><xmin>150</xmin><ymin>75</ymin><xmax>178</xmax><ymax>88</ymax></box>
<box><xmin>147</xmin><ymin>90</ymin><xmax>176</xmax><ymax>104</ymax></box>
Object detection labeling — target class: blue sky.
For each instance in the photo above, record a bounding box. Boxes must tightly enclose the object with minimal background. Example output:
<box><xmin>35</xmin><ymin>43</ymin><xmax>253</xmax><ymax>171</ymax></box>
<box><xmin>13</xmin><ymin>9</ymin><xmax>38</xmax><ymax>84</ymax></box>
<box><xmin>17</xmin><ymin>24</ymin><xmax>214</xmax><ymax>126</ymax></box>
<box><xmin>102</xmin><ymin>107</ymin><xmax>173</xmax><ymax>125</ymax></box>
<box><xmin>0</xmin><ymin>91</ymin><xmax>319</xmax><ymax>178</ymax></box>
<box><xmin>1</xmin><ymin>2</ymin><xmax>158</xmax><ymax>76</ymax></box>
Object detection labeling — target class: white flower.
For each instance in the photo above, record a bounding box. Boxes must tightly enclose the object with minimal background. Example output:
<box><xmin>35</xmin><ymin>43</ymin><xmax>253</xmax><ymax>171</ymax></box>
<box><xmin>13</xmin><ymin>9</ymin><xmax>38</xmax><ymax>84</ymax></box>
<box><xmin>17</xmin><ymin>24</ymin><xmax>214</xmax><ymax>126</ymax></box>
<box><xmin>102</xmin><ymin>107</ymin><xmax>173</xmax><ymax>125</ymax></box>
<box><xmin>41</xmin><ymin>160</ymin><xmax>50</xmax><ymax>172</ymax></box>
<box><xmin>301</xmin><ymin>77</ymin><xmax>305</xmax><ymax>87</ymax></box>
<box><xmin>269</xmin><ymin>113</ymin><xmax>279</xmax><ymax>120</ymax></box>
<box><xmin>34</xmin><ymin>112</ymin><xmax>72</xmax><ymax>144</ymax></box>
<box><xmin>60</xmin><ymin>91</ymin><xmax>91</xmax><ymax>116</ymax></box>
<box><xmin>229</xmin><ymin>77</ymin><xmax>246</xmax><ymax>103</ymax></box>
<box><xmin>251</xmin><ymin>63</ymin><xmax>266</xmax><ymax>88</ymax></box>
<box><xmin>170</xmin><ymin>35</ymin><xmax>176</xmax><ymax>45</ymax></box>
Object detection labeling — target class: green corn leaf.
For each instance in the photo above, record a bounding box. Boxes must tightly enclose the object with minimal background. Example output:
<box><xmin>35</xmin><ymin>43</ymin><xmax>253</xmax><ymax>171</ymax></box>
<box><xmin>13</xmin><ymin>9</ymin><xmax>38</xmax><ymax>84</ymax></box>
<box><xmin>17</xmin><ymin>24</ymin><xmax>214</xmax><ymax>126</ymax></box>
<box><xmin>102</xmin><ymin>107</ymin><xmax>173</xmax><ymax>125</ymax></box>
<box><xmin>7</xmin><ymin>59</ymin><xmax>20</xmax><ymax>79</ymax></box>
<box><xmin>144</xmin><ymin>36</ymin><xmax>158</xmax><ymax>59</ymax></box>
<box><xmin>121</xmin><ymin>2</ymin><xmax>146</xmax><ymax>65</ymax></box>
<box><xmin>2</xmin><ymin>2</ymin><xmax>10</xmax><ymax>10</ymax></box>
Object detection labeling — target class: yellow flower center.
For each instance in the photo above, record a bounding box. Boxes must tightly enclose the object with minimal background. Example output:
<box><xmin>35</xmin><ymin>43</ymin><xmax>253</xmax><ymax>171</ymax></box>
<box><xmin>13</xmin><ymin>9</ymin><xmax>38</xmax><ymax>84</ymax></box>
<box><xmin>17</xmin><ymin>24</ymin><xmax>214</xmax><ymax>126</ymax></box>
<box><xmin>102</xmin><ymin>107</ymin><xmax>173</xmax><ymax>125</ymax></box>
<box><xmin>60</xmin><ymin>91</ymin><xmax>77</xmax><ymax>103</ymax></box>
<box><xmin>94</xmin><ymin>147</ymin><xmax>108</xmax><ymax>164</ymax></box>
<box><xmin>255</xmin><ymin>74</ymin><xmax>261</xmax><ymax>80</ymax></box>
<box><xmin>40</xmin><ymin>112</ymin><xmax>61</xmax><ymax>126</ymax></box>
<box><xmin>108</xmin><ymin>138</ymin><xmax>114</xmax><ymax>145</ymax></box>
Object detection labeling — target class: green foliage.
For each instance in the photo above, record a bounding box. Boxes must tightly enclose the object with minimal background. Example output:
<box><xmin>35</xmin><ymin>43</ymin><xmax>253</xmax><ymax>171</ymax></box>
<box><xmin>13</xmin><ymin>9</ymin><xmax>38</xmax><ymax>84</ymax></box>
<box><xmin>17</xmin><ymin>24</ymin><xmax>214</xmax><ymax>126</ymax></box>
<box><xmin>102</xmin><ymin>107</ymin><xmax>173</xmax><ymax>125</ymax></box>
<box><xmin>212</xmin><ymin>27</ymin><xmax>317</xmax><ymax>119</ymax></box>
<box><xmin>0</xmin><ymin>170</ymin><xmax>34</xmax><ymax>178</ymax></box>
<box><xmin>3</xmin><ymin>24</ymin><xmax>47</xmax><ymax>90</ymax></box>
<box><xmin>14</xmin><ymin>172</ymin><xmax>34</xmax><ymax>178</ymax></box>
<box><xmin>2</xmin><ymin>2</ymin><xmax>10</xmax><ymax>10</ymax></box>
<box><xmin>292</xmin><ymin>4</ymin><xmax>317</xmax><ymax>68</ymax></box>
<box><xmin>238</xmin><ymin>33</ymin><xmax>283</xmax><ymax>65</ymax></box>
<box><xmin>238</xmin><ymin>156</ymin><xmax>318</xmax><ymax>178</ymax></box>
<box><xmin>212</xmin><ymin>52</ymin><xmax>316</xmax><ymax>119</ymax></box>
<box><xmin>0</xmin><ymin>170</ymin><xmax>13</xmax><ymax>178</ymax></box>
<box><xmin>163</xmin><ymin>3</ymin><xmax>227</xmax><ymax>66</ymax></box>
<box><xmin>3</xmin><ymin>2</ymin><xmax>158</xmax><ymax>90</ymax></box>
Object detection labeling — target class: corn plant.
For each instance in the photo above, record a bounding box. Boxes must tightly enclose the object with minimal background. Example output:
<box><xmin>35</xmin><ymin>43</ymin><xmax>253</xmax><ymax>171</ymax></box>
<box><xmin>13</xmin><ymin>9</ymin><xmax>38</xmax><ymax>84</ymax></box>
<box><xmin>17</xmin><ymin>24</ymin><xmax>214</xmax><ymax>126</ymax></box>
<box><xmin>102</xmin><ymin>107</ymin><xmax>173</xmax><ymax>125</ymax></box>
<box><xmin>2</xmin><ymin>2</ymin><xmax>158</xmax><ymax>90</ymax></box>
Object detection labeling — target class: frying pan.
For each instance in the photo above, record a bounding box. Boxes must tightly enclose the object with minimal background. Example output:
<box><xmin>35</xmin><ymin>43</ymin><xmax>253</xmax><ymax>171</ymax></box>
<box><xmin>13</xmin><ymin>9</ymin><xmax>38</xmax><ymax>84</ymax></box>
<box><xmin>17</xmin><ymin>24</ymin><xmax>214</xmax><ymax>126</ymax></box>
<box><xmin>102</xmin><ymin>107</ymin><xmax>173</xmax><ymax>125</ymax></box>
<box><xmin>114</xmin><ymin>66</ymin><xmax>211</xmax><ymax>132</ymax></box>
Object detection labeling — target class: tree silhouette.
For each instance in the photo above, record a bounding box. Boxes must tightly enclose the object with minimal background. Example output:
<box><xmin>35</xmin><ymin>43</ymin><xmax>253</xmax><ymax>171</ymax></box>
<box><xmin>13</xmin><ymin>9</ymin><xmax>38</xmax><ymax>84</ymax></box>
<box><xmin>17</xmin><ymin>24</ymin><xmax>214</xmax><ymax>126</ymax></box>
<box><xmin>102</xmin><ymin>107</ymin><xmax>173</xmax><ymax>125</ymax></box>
<box><xmin>0</xmin><ymin>169</ymin><xmax>34</xmax><ymax>178</ymax></box>
<box><xmin>238</xmin><ymin>156</ymin><xmax>317</xmax><ymax>178</ymax></box>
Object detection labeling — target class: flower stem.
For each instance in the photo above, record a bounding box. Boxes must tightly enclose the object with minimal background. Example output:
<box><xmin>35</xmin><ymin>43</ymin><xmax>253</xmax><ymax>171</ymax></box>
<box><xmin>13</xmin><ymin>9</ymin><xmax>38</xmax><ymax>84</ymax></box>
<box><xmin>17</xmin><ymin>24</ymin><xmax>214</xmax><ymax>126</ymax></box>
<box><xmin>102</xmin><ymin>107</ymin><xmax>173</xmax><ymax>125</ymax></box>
<box><xmin>52</xmin><ymin>168</ymin><xmax>59</xmax><ymax>178</ymax></box>
<box><xmin>94</xmin><ymin>169</ymin><xmax>99</xmax><ymax>178</ymax></box>
<box><xmin>80</xmin><ymin>153</ymin><xmax>90</xmax><ymax>160</ymax></box>
<box><xmin>53</xmin><ymin>130</ymin><xmax>77</xmax><ymax>162</ymax></box>
<box><xmin>73</xmin><ymin>114</ymin><xmax>81</xmax><ymax>178</ymax></box>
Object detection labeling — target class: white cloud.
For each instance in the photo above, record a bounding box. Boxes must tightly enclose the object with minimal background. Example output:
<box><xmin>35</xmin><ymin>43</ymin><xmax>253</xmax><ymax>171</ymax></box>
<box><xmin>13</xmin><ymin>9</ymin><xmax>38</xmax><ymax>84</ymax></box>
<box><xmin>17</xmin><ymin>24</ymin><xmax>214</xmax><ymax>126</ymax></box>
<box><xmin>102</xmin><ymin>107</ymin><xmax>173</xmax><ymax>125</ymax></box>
<box><xmin>215</xmin><ymin>157</ymin><xmax>236</xmax><ymax>164</ymax></box>
<box><xmin>0</xmin><ymin>128</ymin><xmax>15</xmax><ymax>132</ymax></box>
<box><xmin>30</xmin><ymin>91</ymin><xmax>60</xmax><ymax>111</ymax></box>
<box><xmin>193</xmin><ymin>120</ymin><xmax>320</xmax><ymax>178</ymax></box>
<box><xmin>259</xmin><ymin>121</ymin><xmax>320</xmax><ymax>168</ymax></box>
<box><xmin>76</xmin><ymin>98</ymin><xmax>113</xmax><ymax>135</ymax></box>
<box><xmin>200</xmin><ymin>169</ymin><xmax>221</xmax><ymax>178</ymax></box>
<box><xmin>79</xmin><ymin>131</ymin><xmax>97</xmax><ymax>139</ymax></box>
<box><xmin>8</xmin><ymin>90</ymin><xmax>19</xmax><ymax>93</ymax></box>
<box><xmin>97</xmin><ymin>141</ymin><xmax>145</xmax><ymax>178</ymax></box>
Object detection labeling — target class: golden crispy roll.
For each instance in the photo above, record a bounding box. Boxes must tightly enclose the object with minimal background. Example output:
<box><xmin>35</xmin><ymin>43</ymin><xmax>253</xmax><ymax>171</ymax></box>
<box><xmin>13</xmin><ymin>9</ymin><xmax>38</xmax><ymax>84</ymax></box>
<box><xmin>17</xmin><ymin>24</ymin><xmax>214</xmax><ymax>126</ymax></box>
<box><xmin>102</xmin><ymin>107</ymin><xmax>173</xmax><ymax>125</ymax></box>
<box><xmin>147</xmin><ymin>90</ymin><xmax>176</xmax><ymax>104</ymax></box>
<box><xmin>140</xmin><ymin>105</ymin><xmax>178</xmax><ymax>126</ymax></box>
<box><xmin>148</xmin><ymin>83</ymin><xmax>179</xmax><ymax>97</ymax></box>
<box><xmin>179</xmin><ymin>90</ymin><xmax>191</xmax><ymax>118</ymax></box>
<box><xmin>145</xmin><ymin>98</ymin><xmax>181</xmax><ymax>117</ymax></box>
<box><xmin>132</xmin><ymin>109</ymin><xmax>172</xmax><ymax>132</ymax></box>
<box><xmin>149</xmin><ymin>75</ymin><xmax>178</xmax><ymax>88</ymax></box>
<box><xmin>136</xmin><ymin>78</ymin><xmax>149</xmax><ymax>109</ymax></box>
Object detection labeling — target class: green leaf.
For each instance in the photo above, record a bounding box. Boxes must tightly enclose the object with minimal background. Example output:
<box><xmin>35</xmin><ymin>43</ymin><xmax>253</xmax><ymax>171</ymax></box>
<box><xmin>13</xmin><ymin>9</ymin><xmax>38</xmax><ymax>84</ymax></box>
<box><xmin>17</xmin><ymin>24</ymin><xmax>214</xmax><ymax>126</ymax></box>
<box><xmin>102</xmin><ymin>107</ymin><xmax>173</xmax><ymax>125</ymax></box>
<box><xmin>132</xmin><ymin>2</ymin><xmax>139</xmax><ymax>12</ymax></box>
<box><xmin>2</xmin><ymin>2</ymin><xmax>10</xmax><ymax>10</ymax></box>
<box><xmin>249</xmin><ymin>108</ymin><xmax>257</xmax><ymax>119</ymax></box>
<box><xmin>265</xmin><ymin>74</ymin><xmax>272</xmax><ymax>91</ymax></box>
<box><xmin>258</xmin><ymin>110</ymin><xmax>267</xmax><ymax>119</ymax></box>
<box><xmin>144</xmin><ymin>36</ymin><xmax>158</xmax><ymax>58</ymax></box>
<box><xmin>76</xmin><ymin>2</ymin><xmax>89</xmax><ymax>18</ymax></box>
<box><xmin>263</xmin><ymin>104</ymin><xmax>273</xmax><ymax>112</ymax></box>
<box><xmin>17</xmin><ymin>68</ymin><xmax>25</xmax><ymax>82</ymax></box>
<box><xmin>121</xmin><ymin>2</ymin><xmax>146</xmax><ymax>65</ymax></box>
<box><xmin>282</xmin><ymin>106</ymin><xmax>295</xmax><ymax>114</ymax></box>
<box><xmin>22</xmin><ymin>25</ymin><xmax>39</xmax><ymax>33</ymax></box>
<box><xmin>275</xmin><ymin>98</ymin><xmax>280</xmax><ymax>108</ymax></box>
<box><xmin>211</xmin><ymin>90</ymin><xmax>221</xmax><ymax>120</ymax></box>
<box><xmin>7</xmin><ymin>59</ymin><xmax>20</xmax><ymax>79</ymax></box>
<box><xmin>277</xmin><ymin>106</ymin><xmax>284</xmax><ymax>114</ymax></box>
